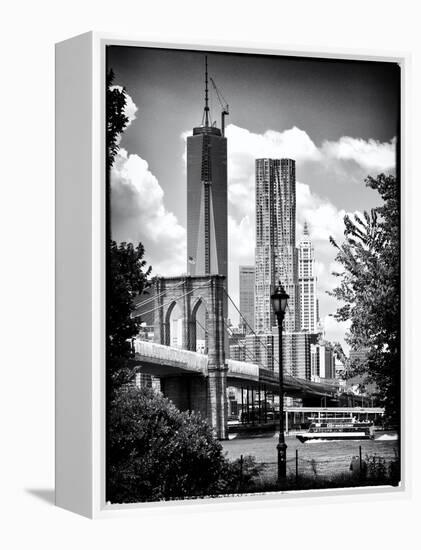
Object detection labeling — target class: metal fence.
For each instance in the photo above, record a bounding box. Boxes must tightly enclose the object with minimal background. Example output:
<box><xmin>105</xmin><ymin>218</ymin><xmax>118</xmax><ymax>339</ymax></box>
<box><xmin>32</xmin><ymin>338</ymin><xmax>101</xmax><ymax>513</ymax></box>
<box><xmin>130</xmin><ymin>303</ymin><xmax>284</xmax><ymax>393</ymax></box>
<box><xmin>237</xmin><ymin>446</ymin><xmax>399</xmax><ymax>487</ymax></box>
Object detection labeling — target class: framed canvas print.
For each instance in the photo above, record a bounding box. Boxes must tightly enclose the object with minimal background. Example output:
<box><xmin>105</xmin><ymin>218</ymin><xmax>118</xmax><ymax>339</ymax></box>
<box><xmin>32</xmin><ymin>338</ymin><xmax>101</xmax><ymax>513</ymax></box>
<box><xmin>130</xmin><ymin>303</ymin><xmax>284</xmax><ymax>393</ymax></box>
<box><xmin>55</xmin><ymin>32</ymin><xmax>408</xmax><ymax>518</ymax></box>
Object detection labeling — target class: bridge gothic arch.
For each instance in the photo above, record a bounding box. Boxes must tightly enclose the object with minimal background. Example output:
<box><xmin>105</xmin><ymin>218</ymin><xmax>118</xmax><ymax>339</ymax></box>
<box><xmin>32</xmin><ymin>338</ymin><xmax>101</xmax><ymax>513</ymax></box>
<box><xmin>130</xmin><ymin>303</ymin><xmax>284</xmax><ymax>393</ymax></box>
<box><xmin>152</xmin><ymin>274</ymin><xmax>228</xmax><ymax>438</ymax></box>
<box><xmin>190</xmin><ymin>296</ymin><xmax>207</xmax><ymax>353</ymax></box>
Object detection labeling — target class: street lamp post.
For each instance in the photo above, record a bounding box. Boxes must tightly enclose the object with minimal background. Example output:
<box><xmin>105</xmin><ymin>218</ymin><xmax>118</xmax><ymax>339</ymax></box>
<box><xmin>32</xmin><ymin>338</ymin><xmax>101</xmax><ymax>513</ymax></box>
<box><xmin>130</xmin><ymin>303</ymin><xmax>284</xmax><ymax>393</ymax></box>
<box><xmin>271</xmin><ymin>281</ymin><xmax>289</xmax><ymax>482</ymax></box>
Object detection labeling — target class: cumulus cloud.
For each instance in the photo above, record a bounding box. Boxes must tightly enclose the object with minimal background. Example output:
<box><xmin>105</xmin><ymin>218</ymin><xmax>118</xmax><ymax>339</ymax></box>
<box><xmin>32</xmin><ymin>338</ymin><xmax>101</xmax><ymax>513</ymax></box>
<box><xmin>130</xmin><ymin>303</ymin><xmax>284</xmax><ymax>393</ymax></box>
<box><xmin>227</xmin><ymin>125</ymin><xmax>322</xmax><ymax>181</ymax></box>
<box><xmin>110</xmin><ymin>85</ymin><xmax>138</xmax><ymax>126</ymax></box>
<box><xmin>227</xmin><ymin>214</ymin><xmax>255</xmax><ymax>309</ymax></box>
<box><xmin>296</xmin><ymin>181</ymin><xmax>346</xmax><ymax>242</ymax></box>
<box><xmin>111</xmin><ymin>148</ymin><xmax>186</xmax><ymax>277</ymax></box>
<box><xmin>321</xmin><ymin>136</ymin><xmax>396</xmax><ymax>172</ymax></box>
<box><xmin>322</xmin><ymin>315</ymin><xmax>352</xmax><ymax>354</ymax></box>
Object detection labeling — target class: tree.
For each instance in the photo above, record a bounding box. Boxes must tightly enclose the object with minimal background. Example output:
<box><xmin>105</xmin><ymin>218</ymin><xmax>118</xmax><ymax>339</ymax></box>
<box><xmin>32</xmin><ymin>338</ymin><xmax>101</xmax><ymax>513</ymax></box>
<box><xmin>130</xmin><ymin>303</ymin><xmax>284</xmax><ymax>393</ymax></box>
<box><xmin>107</xmin><ymin>241</ymin><xmax>152</xmax><ymax>391</ymax></box>
<box><xmin>105</xmin><ymin>69</ymin><xmax>151</xmax><ymax>388</ymax></box>
<box><xmin>106</xmin><ymin>69</ymin><xmax>129</xmax><ymax>170</ymax></box>
<box><xmin>108</xmin><ymin>386</ymin><xmax>229</xmax><ymax>503</ymax></box>
<box><xmin>106</xmin><ymin>69</ymin><xmax>130</xmax><ymax>246</ymax></box>
<box><xmin>329</xmin><ymin>174</ymin><xmax>400</xmax><ymax>424</ymax></box>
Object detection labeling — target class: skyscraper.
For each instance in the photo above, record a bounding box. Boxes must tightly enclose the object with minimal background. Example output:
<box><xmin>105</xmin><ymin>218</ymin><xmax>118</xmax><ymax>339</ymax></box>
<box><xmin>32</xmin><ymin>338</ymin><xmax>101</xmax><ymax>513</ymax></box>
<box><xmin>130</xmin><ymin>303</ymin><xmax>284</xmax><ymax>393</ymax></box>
<box><xmin>254</xmin><ymin>158</ymin><xmax>300</xmax><ymax>334</ymax></box>
<box><xmin>186</xmin><ymin>59</ymin><xmax>227</xmax><ymax>282</ymax></box>
<box><xmin>239</xmin><ymin>266</ymin><xmax>255</xmax><ymax>333</ymax></box>
<box><xmin>298</xmin><ymin>222</ymin><xmax>319</xmax><ymax>332</ymax></box>
<box><xmin>311</xmin><ymin>340</ymin><xmax>335</xmax><ymax>379</ymax></box>
<box><xmin>273</xmin><ymin>331</ymin><xmax>312</xmax><ymax>380</ymax></box>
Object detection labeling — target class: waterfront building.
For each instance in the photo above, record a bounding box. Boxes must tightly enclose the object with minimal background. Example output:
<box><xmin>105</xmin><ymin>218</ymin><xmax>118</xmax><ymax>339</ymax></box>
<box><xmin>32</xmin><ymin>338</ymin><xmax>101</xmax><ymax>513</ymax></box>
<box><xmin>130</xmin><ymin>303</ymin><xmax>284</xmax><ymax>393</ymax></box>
<box><xmin>311</xmin><ymin>339</ymin><xmax>335</xmax><ymax>379</ymax></box>
<box><xmin>134</xmin><ymin>372</ymin><xmax>161</xmax><ymax>392</ymax></box>
<box><xmin>273</xmin><ymin>330</ymin><xmax>312</xmax><ymax>380</ymax></box>
<box><xmin>137</xmin><ymin>322</ymin><xmax>154</xmax><ymax>342</ymax></box>
<box><xmin>242</xmin><ymin>330</ymin><xmax>311</xmax><ymax>380</ymax></box>
<box><xmin>229</xmin><ymin>341</ymin><xmax>247</xmax><ymax>362</ymax></box>
<box><xmin>254</xmin><ymin>158</ymin><xmax>300</xmax><ymax>334</ymax></box>
<box><xmin>196</xmin><ymin>339</ymin><xmax>206</xmax><ymax>354</ymax></box>
<box><xmin>298</xmin><ymin>222</ymin><xmax>319</xmax><ymax>333</ymax></box>
<box><xmin>310</xmin><ymin>342</ymin><xmax>320</xmax><ymax>378</ymax></box>
<box><xmin>239</xmin><ymin>266</ymin><xmax>255</xmax><ymax>333</ymax></box>
<box><xmin>244</xmin><ymin>333</ymin><xmax>274</xmax><ymax>370</ymax></box>
<box><xmin>334</xmin><ymin>356</ymin><xmax>346</xmax><ymax>378</ymax></box>
<box><xmin>319</xmin><ymin>342</ymin><xmax>335</xmax><ymax>378</ymax></box>
<box><xmin>170</xmin><ymin>317</ymin><xmax>184</xmax><ymax>349</ymax></box>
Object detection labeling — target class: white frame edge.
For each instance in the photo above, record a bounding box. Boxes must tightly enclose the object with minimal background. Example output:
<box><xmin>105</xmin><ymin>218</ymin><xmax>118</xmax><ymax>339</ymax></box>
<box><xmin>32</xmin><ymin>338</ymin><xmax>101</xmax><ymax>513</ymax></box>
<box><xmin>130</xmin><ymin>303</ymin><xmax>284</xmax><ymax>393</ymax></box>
<box><xmin>55</xmin><ymin>31</ymin><xmax>411</xmax><ymax>519</ymax></box>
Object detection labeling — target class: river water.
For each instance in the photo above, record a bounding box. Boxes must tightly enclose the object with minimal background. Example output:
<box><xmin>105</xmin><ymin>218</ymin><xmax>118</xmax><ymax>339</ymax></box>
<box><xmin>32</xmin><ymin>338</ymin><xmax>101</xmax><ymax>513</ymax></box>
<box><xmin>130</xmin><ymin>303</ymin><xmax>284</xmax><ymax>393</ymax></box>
<box><xmin>222</xmin><ymin>432</ymin><xmax>399</xmax><ymax>478</ymax></box>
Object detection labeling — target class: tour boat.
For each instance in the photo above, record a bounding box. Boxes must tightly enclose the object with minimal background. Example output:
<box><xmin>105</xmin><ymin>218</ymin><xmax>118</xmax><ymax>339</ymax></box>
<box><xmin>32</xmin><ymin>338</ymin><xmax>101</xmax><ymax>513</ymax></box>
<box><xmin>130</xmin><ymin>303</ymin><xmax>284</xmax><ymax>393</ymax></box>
<box><xmin>296</xmin><ymin>415</ymin><xmax>374</xmax><ymax>443</ymax></box>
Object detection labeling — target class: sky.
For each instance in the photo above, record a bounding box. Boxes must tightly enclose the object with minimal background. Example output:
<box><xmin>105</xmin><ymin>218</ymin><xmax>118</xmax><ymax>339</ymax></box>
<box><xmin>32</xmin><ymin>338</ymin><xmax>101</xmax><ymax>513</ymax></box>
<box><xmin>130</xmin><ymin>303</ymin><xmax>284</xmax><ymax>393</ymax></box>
<box><xmin>107</xmin><ymin>46</ymin><xmax>399</xmax><ymax>352</ymax></box>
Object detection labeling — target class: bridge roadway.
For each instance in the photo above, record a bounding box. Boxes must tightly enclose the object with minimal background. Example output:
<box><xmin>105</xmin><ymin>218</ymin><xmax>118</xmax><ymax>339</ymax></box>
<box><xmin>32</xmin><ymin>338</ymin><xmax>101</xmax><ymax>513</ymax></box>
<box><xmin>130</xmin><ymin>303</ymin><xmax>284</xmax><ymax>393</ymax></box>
<box><xmin>133</xmin><ymin>340</ymin><xmax>339</xmax><ymax>399</ymax></box>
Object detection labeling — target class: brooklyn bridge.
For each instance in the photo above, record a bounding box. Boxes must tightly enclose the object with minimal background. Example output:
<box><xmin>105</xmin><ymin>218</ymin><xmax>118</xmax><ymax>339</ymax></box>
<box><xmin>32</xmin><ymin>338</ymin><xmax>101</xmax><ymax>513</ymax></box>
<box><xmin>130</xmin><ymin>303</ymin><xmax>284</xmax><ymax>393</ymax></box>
<box><xmin>131</xmin><ymin>274</ymin><xmax>381</xmax><ymax>439</ymax></box>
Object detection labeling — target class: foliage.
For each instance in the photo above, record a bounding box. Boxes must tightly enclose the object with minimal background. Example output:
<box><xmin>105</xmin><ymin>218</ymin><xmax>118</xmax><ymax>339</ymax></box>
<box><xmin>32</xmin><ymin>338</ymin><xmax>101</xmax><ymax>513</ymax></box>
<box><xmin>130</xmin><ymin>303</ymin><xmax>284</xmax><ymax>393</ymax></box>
<box><xmin>329</xmin><ymin>174</ymin><xmax>400</xmax><ymax>424</ymax></box>
<box><xmin>107</xmin><ymin>386</ymin><xmax>229</xmax><ymax>503</ymax></box>
<box><xmin>216</xmin><ymin>455</ymin><xmax>266</xmax><ymax>494</ymax></box>
<box><xmin>365</xmin><ymin>454</ymin><xmax>387</xmax><ymax>481</ymax></box>
<box><xmin>107</xmin><ymin>241</ymin><xmax>152</xmax><ymax>389</ymax></box>
<box><xmin>108</xmin><ymin>241</ymin><xmax>152</xmax><ymax>360</ymax></box>
<box><xmin>106</xmin><ymin>69</ymin><xmax>129</xmax><ymax>170</ymax></box>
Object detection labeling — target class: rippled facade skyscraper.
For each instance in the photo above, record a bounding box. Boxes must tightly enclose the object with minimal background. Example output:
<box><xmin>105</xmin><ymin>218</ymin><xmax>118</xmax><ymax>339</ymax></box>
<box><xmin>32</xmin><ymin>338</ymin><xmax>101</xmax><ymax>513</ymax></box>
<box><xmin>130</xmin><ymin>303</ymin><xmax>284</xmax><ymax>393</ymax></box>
<box><xmin>254</xmin><ymin>158</ymin><xmax>300</xmax><ymax>334</ymax></box>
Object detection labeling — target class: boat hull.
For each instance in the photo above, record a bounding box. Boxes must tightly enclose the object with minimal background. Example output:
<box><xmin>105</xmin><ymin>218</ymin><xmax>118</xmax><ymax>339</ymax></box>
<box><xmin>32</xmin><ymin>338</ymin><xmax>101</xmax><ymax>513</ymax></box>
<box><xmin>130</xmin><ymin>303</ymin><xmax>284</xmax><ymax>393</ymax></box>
<box><xmin>296</xmin><ymin>433</ymin><xmax>372</xmax><ymax>443</ymax></box>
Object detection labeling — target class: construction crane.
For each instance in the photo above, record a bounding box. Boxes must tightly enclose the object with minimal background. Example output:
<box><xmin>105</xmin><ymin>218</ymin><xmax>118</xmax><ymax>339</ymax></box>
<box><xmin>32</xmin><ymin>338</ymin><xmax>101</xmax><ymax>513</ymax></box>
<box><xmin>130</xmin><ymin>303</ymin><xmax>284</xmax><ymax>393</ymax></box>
<box><xmin>209</xmin><ymin>77</ymin><xmax>229</xmax><ymax>136</ymax></box>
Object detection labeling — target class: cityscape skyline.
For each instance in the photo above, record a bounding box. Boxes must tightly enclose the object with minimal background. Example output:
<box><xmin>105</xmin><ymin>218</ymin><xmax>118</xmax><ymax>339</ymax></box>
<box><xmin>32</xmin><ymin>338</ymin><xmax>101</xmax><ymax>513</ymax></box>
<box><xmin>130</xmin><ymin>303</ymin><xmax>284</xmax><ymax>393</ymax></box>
<box><xmin>108</xmin><ymin>47</ymin><xmax>398</xmax><ymax>351</ymax></box>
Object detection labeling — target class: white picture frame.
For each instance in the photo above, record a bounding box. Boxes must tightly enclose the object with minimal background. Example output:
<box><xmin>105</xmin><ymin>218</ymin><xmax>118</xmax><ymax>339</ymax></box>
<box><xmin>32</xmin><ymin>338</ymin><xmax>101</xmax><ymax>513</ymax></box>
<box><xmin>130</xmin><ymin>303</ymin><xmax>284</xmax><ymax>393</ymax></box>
<box><xmin>55</xmin><ymin>31</ymin><xmax>409</xmax><ymax>518</ymax></box>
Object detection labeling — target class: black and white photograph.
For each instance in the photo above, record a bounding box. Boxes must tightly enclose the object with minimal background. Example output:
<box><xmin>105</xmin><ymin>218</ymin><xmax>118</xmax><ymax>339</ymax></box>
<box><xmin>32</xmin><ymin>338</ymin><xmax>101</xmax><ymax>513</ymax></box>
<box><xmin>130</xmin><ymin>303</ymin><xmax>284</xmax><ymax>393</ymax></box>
<box><xmin>105</xmin><ymin>45</ymin><xmax>401</xmax><ymax>504</ymax></box>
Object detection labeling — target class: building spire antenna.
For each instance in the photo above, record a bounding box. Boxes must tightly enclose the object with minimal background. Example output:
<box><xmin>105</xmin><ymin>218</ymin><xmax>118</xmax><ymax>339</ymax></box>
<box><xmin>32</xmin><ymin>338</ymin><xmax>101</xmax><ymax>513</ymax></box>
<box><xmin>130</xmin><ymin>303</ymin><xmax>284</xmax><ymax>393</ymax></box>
<box><xmin>204</xmin><ymin>55</ymin><xmax>210</xmax><ymax>127</ymax></box>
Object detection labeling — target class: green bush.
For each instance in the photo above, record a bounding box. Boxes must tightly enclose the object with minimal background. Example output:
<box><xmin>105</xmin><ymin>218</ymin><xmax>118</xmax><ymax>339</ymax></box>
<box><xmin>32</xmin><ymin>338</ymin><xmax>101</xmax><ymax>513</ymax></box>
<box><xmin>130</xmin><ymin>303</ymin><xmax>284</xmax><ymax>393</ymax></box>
<box><xmin>216</xmin><ymin>455</ymin><xmax>266</xmax><ymax>494</ymax></box>
<box><xmin>107</xmin><ymin>386</ymin><xmax>228</xmax><ymax>503</ymax></box>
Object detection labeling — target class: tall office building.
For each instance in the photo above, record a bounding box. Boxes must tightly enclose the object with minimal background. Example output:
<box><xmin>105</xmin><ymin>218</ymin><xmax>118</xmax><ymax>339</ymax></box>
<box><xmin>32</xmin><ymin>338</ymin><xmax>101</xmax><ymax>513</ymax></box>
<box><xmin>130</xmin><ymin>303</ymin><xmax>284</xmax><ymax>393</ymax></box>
<box><xmin>186</xmin><ymin>59</ymin><xmax>227</xmax><ymax>282</ymax></box>
<box><xmin>254</xmin><ymin>158</ymin><xmax>300</xmax><ymax>334</ymax></box>
<box><xmin>244</xmin><ymin>333</ymin><xmax>274</xmax><ymax>371</ymax></box>
<box><xmin>298</xmin><ymin>222</ymin><xmax>319</xmax><ymax>332</ymax></box>
<box><xmin>311</xmin><ymin>340</ymin><xmax>335</xmax><ymax>379</ymax></box>
<box><xmin>239</xmin><ymin>266</ymin><xmax>255</xmax><ymax>333</ymax></box>
<box><xmin>273</xmin><ymin>331</ymin><xmax>312</xmax><ymax>380</ymax></box>
<box><xmin>244</xmin><ymin>330</ymin><xmax>311</xmax><ymax>379</ymax></box>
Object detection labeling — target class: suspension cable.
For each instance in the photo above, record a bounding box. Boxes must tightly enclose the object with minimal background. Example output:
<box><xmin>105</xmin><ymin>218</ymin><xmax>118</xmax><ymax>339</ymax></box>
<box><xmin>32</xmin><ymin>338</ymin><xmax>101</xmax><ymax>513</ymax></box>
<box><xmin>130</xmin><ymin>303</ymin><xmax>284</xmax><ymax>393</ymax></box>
<box><xmin>133</xmin><ymin>279</ymin><xmax>185</xmax><ymax>310</ymax></box>
<box><xmin>136</xmin><ymin>280</ymin><xmax>212</xmax><ymax>318</ymax></box>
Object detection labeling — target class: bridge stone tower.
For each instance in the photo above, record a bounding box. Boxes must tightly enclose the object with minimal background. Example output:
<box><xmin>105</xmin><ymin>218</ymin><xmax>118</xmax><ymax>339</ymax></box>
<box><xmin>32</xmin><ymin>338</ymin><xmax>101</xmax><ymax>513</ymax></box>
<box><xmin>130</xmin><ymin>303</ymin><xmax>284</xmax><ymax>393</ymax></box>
<box><xmin>153</xmin><ymin>274</ymin><xmax>228</xmax><ymax>439</ymax></box>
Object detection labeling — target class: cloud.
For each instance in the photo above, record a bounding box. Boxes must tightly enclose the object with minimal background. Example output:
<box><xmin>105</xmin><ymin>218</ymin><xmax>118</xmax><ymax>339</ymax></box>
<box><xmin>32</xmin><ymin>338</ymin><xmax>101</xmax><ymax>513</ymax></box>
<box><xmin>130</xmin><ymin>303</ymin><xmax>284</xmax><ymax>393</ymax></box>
<box><xmin>110</xmin><ymin>85</ymin><xmax>138</xmax><ymax>126</ymax></box>
<box><xmin>227</xmin><ymin>214</ymin><xmax>255</xmax><ymax>312</ymax></box>
<box><xmin>296</xmin><ymin>181</ymin><xmax>346</xmax><ymax>242</ymax></box>
<box><xmin>321</xmin><ymin>136</ymin><xmax>396</xmax><ymax>172</ymax></box>
<box><xmin>322</xmin><ymin>316</ymin><xmax>352</xmax><ymax>354</ymax></box>
<box><xmin>111</xmin><ymin>148</ymin><xmax>186</xmax><ymax>277</ymax></box>
<box><xmin>227</xmin><ymin>125</ymin><xmax>322</xmax><ymax>181</ymax></box>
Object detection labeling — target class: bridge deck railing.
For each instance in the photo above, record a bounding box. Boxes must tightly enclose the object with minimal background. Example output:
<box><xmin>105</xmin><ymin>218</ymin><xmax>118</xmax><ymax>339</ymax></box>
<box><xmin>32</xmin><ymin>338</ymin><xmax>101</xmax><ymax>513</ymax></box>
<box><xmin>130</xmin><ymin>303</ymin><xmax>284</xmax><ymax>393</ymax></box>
<box><xmin>226</xmin><ymin>359</ymin><xmax>259</xmax><ymax>381</ymax></box>
<box><xmin>133</xmin><ymin>339</ymin><xmax>209</xmax><ymax>374</ymax></box>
